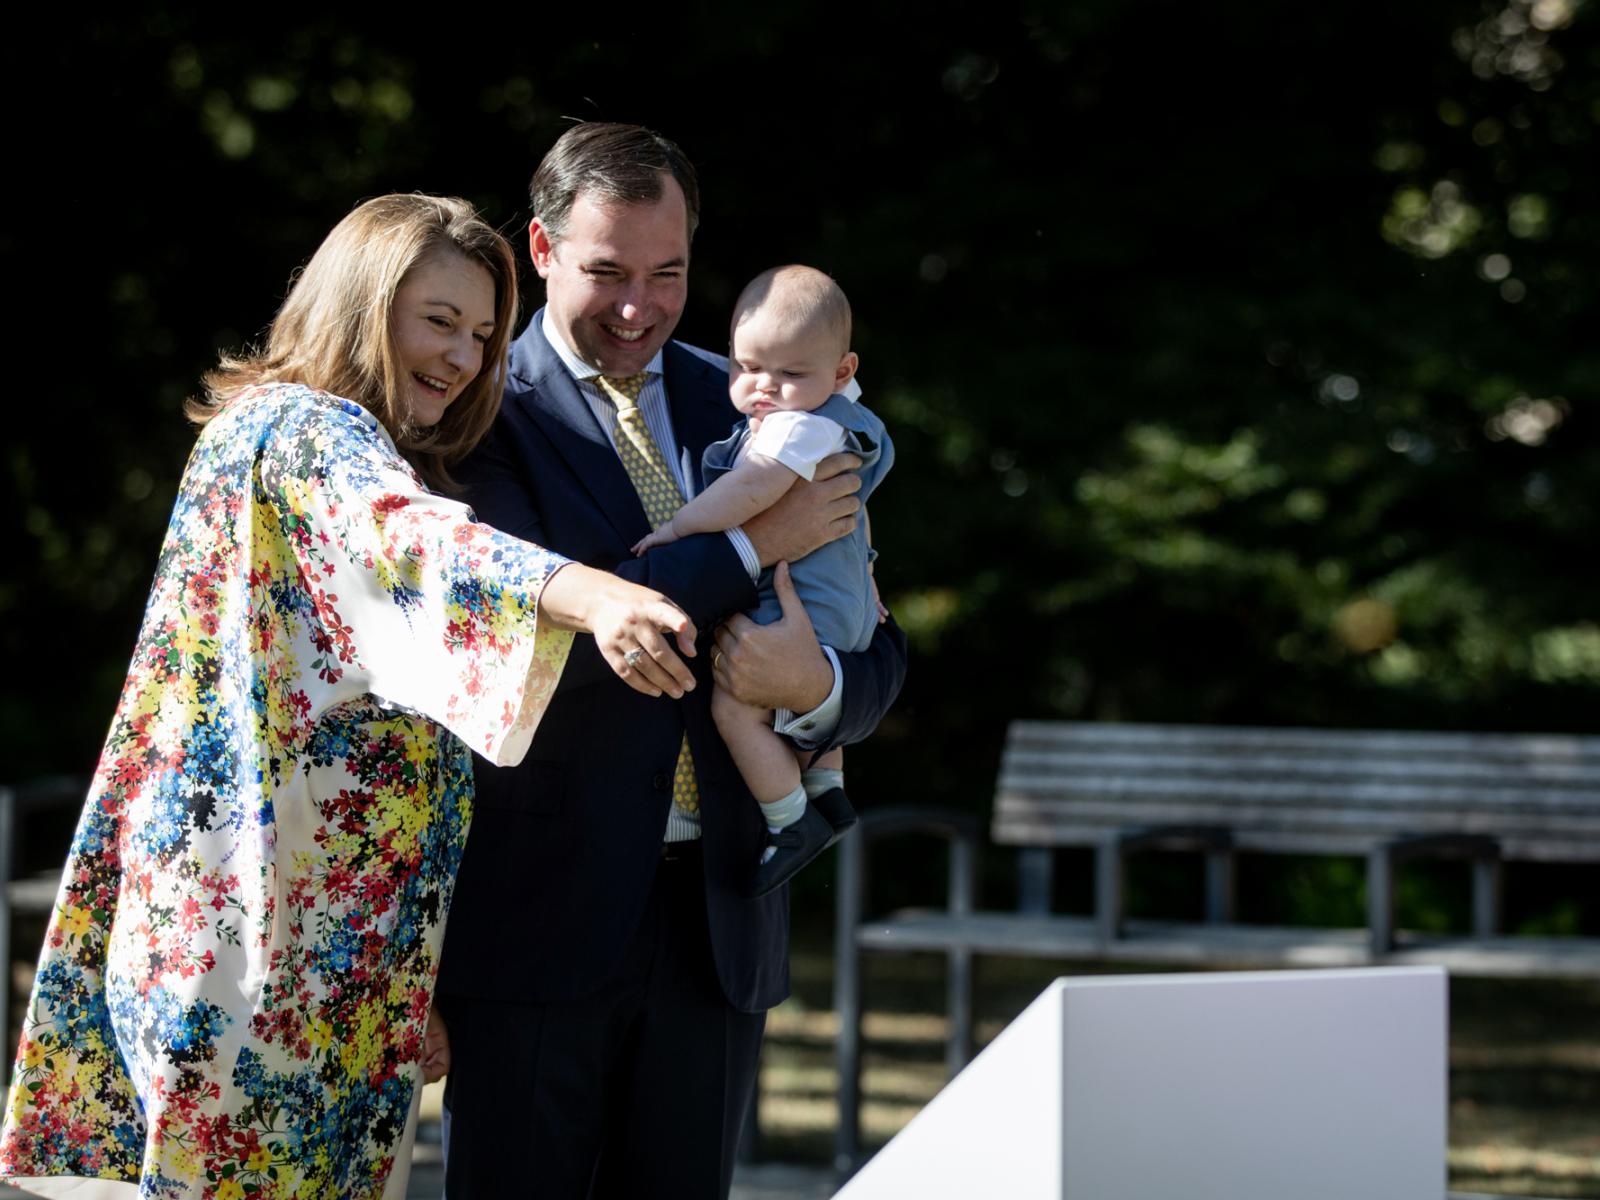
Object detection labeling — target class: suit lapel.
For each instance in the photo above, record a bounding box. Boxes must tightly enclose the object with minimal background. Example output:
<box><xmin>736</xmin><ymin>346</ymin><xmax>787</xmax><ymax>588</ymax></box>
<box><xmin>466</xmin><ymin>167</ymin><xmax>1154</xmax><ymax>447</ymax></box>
<box><xmin>507</xmin><ymin>315</ymin><xmax>652</xmax><ymax>545</ymax></box>
<box><xmin>661</xmin><ymin>343</ymin><xmax>738</xmax><ymax>494</ymax></box>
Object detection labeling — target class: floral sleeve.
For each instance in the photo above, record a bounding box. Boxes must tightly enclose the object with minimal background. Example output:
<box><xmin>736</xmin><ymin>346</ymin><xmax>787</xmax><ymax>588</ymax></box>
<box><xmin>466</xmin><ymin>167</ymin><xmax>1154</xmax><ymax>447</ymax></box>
<box><xmin>261</xmin><ymin>396</ymin><xmax>574</xmax><ymax>766</ymax></box>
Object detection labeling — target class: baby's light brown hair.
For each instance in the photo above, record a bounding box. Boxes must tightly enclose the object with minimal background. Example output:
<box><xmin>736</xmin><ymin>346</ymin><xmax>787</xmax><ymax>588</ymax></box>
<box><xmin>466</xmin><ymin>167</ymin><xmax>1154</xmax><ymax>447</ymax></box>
<box><xmin>731</xmin><ymin>265</ymin><xmax>852</xmax><ymax>356</ymax></box>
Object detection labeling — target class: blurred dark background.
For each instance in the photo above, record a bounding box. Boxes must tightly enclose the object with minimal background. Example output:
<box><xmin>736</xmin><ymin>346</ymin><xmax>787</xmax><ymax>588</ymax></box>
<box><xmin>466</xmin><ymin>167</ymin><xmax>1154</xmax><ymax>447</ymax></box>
<box><xmin>4</xmin><ymin>2</ymin><xmax>1597</xmax><ymax>934</ymax></box>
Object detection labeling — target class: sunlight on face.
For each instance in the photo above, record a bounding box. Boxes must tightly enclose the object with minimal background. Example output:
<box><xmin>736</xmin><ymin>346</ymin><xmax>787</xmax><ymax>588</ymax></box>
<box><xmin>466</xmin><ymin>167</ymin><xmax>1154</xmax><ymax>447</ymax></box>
<box><xmin>531</xmin><ymin>180</ymin><xmax>690</xmax><ymax>376</ymax></box>
<box><xmin>728</xmin><ymin>305</ymin><xmax>854</xmax><ymax>429</ymax></box>
<box><xmin>392</xmin><ymin>251</ymin><xmax>497</xmax><ymax>427</ymax></box>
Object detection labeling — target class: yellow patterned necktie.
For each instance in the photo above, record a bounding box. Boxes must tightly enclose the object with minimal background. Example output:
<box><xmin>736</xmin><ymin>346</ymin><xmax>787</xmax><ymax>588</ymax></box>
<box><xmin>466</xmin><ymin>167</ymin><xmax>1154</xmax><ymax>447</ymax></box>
<box><xmin>596</xmin><ymin>372</ymin><xmax>700</xmax><ymax>818</ymax></box>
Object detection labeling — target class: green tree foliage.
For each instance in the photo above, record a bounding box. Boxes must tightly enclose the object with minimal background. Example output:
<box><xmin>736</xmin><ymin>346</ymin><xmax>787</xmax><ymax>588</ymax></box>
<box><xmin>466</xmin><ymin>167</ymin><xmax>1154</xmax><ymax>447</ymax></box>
<box><xmin>5</xmin><ymin>6</ymin><xmax>1597</xmax><ymax>918</ymax></box>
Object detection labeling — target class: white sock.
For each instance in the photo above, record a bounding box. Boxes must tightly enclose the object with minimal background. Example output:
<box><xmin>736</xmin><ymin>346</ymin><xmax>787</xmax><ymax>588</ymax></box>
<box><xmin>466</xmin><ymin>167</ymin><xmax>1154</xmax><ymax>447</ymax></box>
<box><xmin>802</xmin><ymin>769</ymin><xmax>845</xmax><ymax>800</ymax></box>
<box><xmin>762</xmin><ymin>784</ymin><xmax>808</xmax><ymax>834</ymax></box>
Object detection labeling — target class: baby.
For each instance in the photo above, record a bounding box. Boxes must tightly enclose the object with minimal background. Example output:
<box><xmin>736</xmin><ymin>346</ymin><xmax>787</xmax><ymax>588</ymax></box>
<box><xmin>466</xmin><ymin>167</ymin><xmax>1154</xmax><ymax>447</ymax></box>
<box><xmin>633</xmin><ymin>265</ymin><xmax>893</xmax><ymax>896</ymax></box>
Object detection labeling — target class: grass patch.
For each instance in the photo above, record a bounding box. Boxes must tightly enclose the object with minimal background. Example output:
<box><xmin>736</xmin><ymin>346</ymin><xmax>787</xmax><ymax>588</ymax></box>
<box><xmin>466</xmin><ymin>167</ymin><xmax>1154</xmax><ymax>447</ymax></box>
<box><xmin>752</xmin><ymin>940</ymin><xmax>1600</xmax><ymax>1197</ymax></box>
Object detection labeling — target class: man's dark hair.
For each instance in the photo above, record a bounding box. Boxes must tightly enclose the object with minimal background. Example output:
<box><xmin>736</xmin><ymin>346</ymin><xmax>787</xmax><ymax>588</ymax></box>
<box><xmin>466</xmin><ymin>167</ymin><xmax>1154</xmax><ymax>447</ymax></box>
<box><xmin>530</xmin><ymin>122</ymin><xmax>701</xmax><ymax>245</ymax></box>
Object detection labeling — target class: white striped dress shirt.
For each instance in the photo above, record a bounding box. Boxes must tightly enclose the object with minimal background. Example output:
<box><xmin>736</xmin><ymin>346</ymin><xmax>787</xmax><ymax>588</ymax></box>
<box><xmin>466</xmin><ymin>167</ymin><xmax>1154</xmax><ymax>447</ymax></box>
<box><xmin>539</xmin><ymin>314</ymin><xmax>844</xmax><ymax>842</ymax></box>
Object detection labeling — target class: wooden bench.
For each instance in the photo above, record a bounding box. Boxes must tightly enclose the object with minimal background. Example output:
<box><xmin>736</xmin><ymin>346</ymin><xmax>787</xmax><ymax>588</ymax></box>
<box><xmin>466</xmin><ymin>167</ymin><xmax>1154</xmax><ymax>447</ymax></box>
<box><xmin>0</xmin><ymin>778</ymin><xmax>89</xmax><ymax>1047</ymax></box>
<box><xmin>831</xmin><ymin>720</ymin><xmax>1600</xmax><ymax>1166</ymax></box>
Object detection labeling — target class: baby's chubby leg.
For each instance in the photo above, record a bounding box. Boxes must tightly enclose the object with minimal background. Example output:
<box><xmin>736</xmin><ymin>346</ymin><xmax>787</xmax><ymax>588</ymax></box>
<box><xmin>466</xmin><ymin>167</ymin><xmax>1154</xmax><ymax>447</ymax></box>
<box><xmin>796</xmin><ymin>746</ymin><xmax>844</xmax><ymax>803</ymax></box>
<box><xmin>716</xmin><ymin>683</ymin><xmax>852</xmax><ymax>896</ymax></box>
<box><xmin>712</xmin><ymin>682</ymin><xmax>803</xmax><ymax>809</ymax></box>
<box><xmin>804</xmin><ymin>747</ymin><xmax>844</xmax><ymax>772</ymax></box>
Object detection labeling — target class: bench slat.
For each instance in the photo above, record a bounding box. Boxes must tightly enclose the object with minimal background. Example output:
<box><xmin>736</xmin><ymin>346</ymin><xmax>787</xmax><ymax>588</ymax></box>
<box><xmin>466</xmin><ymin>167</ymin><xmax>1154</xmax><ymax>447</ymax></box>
<box><xmin>991</xmin><ymin>820</ymin><xmax>1595</xmax><ymax>862</ymax></box>
<box><xmin>995</xmin><ymin>796</ymin><xmax>1600</xmax><ymax>842</ymax></box>
<box><xmin>854</xmin><ymin>912</ymin><xmax>1600</xmax><ymax>977</ymax></box>
<box><xmin>992</xmin><ymin>825</ymin><xmax>1593</xmax><ymax>857</ymax></box>
<box><xmin>1001</xmin><ymin>749</ymin><xmax>1600</xmax><ymax>791</ymax></box>
<box><xmin>1006</xmin><ymin>720</ymin><xmax>1600</xmax><ymax>763</ymax></box>
<box><xmin>997</xmin><ymin>776</ymin><xmax>1600</xmax><ymax>818</ymax></box>
<box><xmin>6</xmin><ymin>874</ymin><xmax>62</xmax><ymax>915</ymax></box>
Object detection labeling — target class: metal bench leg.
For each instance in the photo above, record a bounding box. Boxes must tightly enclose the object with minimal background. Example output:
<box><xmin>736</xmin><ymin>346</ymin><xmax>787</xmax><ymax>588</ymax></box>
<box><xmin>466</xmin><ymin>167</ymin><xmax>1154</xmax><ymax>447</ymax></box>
<box><xmin>1473</xmin><ymin>856</ymin><xmax>1502</xmax><ymax>938</ymax></box>
<box><xmin>946</xmin><ymin>832</ymin><xmax>976</xmax><ymax>1075</ymax></box>
<box><xmin>1367</xmin><ymin>846</ymin><xmax>1395</xmax><ymax>956</ymax></box>
<box><xmin>1017</xmin><ymin>846</ymin><xmax>1053</xmax><ymax>915</ymax></box>
<box><xmin>1095</xmin><ymin>836</ymin><xmax>1125</xmax><ymax>944</ymax></box>
<box><xmin>834</xmin><ymin>829</ymin><xmax>866</xmax><ymax>1173</ymax></box>
<box><xmin>0</xmin><ymin>787</ymin><xmax>13</xmax><ymax>1053</ymax></box>
<box><xmin>0</xmin><ymin>790</ymin><xmax>12</xmax><ymax>1062</ymax></box>
<box><xmin>947</xmin><ymin>947</ymin><xmax>973</xmax><ymax>1078</ymax></box>
<box><xmin>1205</xmin><ymin>848</ymin><xmax>1235</xmax><ymax>923</ymax></box>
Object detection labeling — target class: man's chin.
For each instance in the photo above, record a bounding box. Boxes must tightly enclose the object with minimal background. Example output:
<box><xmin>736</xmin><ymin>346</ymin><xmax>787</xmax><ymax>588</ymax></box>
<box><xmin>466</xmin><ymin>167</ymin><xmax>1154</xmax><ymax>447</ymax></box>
<box><xmin>583</xmin><ymin>326</ymin><xmax>671</xmax><ymax>374</ymax></box>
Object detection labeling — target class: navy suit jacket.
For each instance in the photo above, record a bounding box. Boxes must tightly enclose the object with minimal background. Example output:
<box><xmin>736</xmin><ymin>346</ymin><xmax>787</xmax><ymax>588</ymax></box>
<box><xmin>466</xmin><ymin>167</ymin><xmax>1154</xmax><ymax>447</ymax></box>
<box><xmin>436</xmin><ymin>314</ymin><xmax>907</xmax><ymax>1013</ymax></box>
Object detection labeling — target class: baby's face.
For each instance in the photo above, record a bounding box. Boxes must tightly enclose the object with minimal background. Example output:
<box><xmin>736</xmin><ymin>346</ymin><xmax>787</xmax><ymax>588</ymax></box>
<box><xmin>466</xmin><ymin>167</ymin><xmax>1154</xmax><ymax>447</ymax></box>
<box><xmin>729</xmin><ymin>306</ymin><xmax>849</xmax><ymax>422</ymax></box>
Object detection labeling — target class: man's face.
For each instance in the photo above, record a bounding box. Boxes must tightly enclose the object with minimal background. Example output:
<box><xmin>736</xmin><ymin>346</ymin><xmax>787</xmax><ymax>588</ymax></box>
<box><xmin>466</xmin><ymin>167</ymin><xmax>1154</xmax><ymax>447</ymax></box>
<box><xmin>531</xmin><ymin>178</ymin><xmax>690</xmax><ymax>376</ymax></box>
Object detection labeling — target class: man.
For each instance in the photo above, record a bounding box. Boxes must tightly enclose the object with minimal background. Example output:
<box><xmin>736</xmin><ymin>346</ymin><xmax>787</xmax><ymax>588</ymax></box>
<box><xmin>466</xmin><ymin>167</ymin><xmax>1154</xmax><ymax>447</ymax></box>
<box><xmin>435</xmin><ymin>122</ymin><xmax>907</xmax><ymax>1199</ymax></box>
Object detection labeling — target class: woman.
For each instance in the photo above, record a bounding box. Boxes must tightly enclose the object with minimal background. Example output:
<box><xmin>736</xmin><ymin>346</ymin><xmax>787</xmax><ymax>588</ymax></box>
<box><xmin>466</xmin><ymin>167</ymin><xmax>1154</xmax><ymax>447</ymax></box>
<box><xmin>0</xmin><ymin>195</ymin><xmax>694</xmax><ymax>1198</ymax></box>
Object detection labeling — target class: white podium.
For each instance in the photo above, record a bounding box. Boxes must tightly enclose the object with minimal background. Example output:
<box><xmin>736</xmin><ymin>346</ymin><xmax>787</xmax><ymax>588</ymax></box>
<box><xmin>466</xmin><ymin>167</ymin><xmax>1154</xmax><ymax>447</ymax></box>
<box><xmin>834</xmin><ymin>966</ymin><xmax>1447</xmax><ymax>1200</ymax></box>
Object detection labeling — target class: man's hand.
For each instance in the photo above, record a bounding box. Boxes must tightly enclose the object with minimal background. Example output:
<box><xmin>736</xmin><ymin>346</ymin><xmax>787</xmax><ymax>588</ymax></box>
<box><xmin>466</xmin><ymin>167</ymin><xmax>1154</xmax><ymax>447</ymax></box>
<box><xmin>742</xmin><ymin>452</ymin><xmax>862</xmax><ymax>568</ymax></box>
<box><xmin>422</xmin><ymin>1004</ymin><xmax>451</xmax><ymax>1084</ymax></box>
<box><xmin>713</xmin><ymin>562</ymin><xmax>833</xmax><ymax>713</ymax></box>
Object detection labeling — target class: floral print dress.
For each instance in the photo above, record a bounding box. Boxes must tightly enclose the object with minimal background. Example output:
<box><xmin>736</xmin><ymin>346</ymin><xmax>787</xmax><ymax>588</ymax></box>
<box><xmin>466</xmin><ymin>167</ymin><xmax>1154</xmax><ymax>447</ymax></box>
<box><xmin>0</xmin><ymin>383</ymin><xmax>573</xmax><ymax>1198</ymax></box>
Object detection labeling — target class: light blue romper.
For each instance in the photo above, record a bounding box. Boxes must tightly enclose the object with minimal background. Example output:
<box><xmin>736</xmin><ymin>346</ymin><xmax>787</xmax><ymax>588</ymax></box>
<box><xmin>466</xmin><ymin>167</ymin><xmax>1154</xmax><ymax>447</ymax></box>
<box><xmin>702</xmin><ymin>393</ymin><xmax>894</xmax><ymax>654</ymax></box>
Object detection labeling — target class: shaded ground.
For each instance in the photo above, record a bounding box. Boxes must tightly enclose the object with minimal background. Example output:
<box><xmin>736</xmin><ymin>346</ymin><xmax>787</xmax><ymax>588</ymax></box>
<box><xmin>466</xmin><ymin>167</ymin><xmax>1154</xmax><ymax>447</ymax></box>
<box><xmin>750</xmin><ymin>945</ymin><xmax>1600</xmax><ymax>1199</ymax></box>
<box><xmin>401</xmin><ymin>1153</ymin><xmax>836</xmax><ymax>1200</ymax></box>
<box><xmin>1</xmin><ymin>917</ymin><xmax>1593</xmax><ymax>1196</ymax></box>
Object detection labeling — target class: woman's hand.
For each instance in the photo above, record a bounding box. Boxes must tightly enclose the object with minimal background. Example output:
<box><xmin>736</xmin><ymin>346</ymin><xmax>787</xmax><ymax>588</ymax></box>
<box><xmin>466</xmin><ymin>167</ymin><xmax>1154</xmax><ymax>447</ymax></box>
<box><xmin>540</xmin><ymin>563</ymin><xmax>698</xmax><ymax>698</ymax></box>
<box><xmin>422</xmin><ymin>1004</ymin><xmax>451</xmax><ymax>1084</ymax></box>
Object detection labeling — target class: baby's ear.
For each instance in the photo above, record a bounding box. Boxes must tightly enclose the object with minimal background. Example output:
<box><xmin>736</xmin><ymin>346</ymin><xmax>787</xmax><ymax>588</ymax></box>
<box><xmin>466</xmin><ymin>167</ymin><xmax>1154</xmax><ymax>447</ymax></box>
<box><xmin>834</xmin><ymin>351</ymin><xmax>859</xmax><ymax>392</ymax></box>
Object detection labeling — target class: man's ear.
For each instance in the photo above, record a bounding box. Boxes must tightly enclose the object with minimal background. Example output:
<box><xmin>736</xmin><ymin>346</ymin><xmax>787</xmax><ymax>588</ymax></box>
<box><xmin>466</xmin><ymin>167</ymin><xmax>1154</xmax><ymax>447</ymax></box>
<box><xmin>529</xmin><ymin>218</ymin><xmax>555</xmax><ymax>278</ymax></box>
<box><xmin>834</xmin><ymin>351</ymin><xmax>860</xmax><ymax>392</ymax></box>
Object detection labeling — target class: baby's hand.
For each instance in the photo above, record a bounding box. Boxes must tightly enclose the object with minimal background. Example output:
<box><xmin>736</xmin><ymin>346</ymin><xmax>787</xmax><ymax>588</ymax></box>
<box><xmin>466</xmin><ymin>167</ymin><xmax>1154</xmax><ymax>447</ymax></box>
<box><xmin>632</xmin><ymin>524</ymin><xmax>681</xmax><ymax>556</ymax></box>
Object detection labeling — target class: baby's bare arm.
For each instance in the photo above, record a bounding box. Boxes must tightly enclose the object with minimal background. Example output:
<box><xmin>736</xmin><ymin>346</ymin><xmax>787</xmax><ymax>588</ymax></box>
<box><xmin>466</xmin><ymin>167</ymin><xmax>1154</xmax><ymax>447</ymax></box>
<box><xmin>672</xmin><ymin>454</ymin><xmax>801</xmax><ymax>537</ymax></box>
<box><xmin>632</xmin><ymin>455</ymin><xmax>803</xmax><ymax>555</ymax></box>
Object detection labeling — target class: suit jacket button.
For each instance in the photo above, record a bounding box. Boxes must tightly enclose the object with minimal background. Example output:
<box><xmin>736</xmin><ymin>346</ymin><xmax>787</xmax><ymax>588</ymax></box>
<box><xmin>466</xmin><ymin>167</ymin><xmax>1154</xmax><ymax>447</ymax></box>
<box><xmin>652</xmin><ymin>772</ymin><xmax>670</xmax><ymax>791</ymax></box>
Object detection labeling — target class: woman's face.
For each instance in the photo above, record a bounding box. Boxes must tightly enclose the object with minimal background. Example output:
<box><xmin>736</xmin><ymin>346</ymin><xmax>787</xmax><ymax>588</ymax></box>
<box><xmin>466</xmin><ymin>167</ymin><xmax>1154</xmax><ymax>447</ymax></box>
<box><xmin>392</xmin><ymin>250</ymin><xmax>498</xmax><ymax>428</ymax></box>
